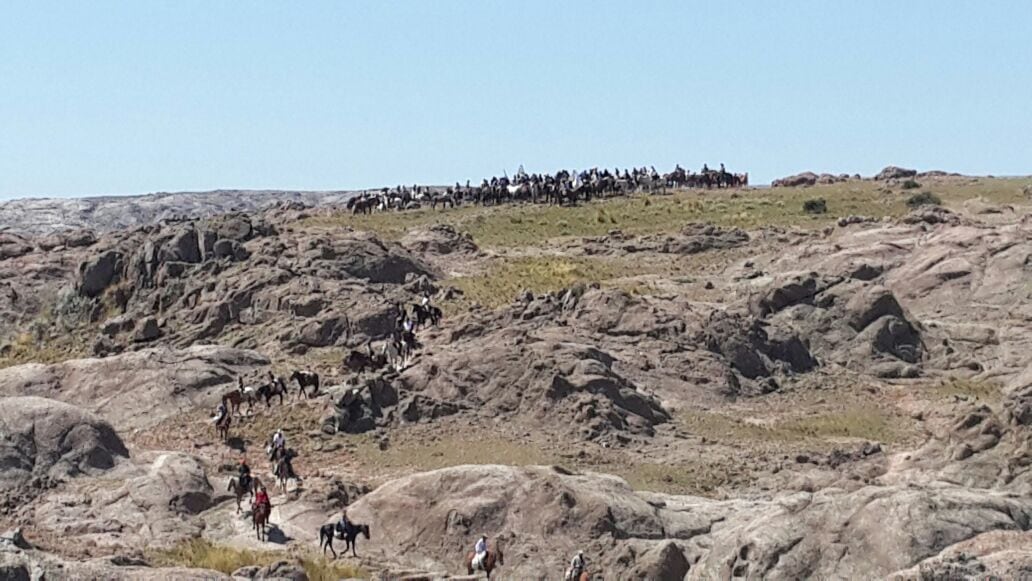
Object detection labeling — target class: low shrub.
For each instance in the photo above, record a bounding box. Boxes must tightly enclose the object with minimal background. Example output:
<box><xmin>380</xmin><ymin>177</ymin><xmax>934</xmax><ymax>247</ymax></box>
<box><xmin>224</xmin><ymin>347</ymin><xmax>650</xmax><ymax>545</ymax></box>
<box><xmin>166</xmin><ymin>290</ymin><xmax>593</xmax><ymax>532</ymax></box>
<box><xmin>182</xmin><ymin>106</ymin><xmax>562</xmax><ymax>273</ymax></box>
<box><xmin>802</xmin><ymin>198</ymin><xmax>827</xmax><ymax>214</ymax></box>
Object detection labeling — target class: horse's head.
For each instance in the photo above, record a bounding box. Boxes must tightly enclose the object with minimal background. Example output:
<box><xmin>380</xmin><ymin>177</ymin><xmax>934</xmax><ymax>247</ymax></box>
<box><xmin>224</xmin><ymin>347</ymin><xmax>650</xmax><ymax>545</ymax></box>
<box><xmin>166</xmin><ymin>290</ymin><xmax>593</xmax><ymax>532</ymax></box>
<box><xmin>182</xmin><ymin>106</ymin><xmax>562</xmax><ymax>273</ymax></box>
<box><xmin>361</xmin><ymin>524</ymin><xmax>370</xmax><ymax>539</ymax></box>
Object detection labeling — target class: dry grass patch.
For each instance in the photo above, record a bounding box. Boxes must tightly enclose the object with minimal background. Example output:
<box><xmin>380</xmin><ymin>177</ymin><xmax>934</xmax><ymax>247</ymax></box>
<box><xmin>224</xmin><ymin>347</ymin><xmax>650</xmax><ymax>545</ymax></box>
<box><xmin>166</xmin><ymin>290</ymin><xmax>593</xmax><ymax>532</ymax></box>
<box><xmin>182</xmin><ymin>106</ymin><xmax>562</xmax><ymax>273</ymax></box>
<box><xmin>679</xmin><ymin>403</ymin><xmax>911</xmax><ymax>446</ymax></box>
<box><xmin>151</xmin><ymin>538</ymin><xmax>366</xmax><ymax>580</ymax></box>
<box><xmin>446</xmin><ymin>256</ymin><xmax>626</xmax><ymax>309</ymax></box>
<box><xmin>618</xmin><ymin>461</ymin><xmax>739</xmax><ymax>496</ymax></box>
<box><xmin>929</xmin><ymin>379</ymin><xmax>1002</xmax><ymax>402</ymax></box>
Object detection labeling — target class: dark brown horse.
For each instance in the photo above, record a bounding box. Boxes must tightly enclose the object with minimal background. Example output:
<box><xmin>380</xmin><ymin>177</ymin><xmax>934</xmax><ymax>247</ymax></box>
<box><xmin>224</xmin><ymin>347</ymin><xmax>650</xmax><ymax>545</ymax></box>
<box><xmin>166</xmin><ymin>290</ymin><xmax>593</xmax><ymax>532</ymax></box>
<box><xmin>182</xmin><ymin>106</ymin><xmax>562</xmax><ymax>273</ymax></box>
<box><xmin>256</xmin><ymin>376</ymin><xmax>287</xmax><ymax>407</ymax></box>
<box><xmin>290</xmin><ymin>370</ymin><xmax>320</xmax><ymax>399</ymax></box>
<box><xmin>253</xmin><ymin>499</ymin><xmax>270</xmax><ymax>541</ymax></box>
<box><xmin>227</xmin><ymin>476</ymin><xmax>256</xmax><ymax>513</ymax></box>
<box><xmin>222</xmin><ymin>377</ymin><xmax>256</xmax><ymax>415</ymax></box>
<box><xmin>343</xmin><ymin>348</ymin><xmax>386</xmax><ymax>374</ymax></box>
<box><xmin>215</xmin><ymin>412</ymin><xmax>231</xmax><ymax>442</ymax></box>
<box><xmin>466</xmin><ymin>542</ymin><xmax>504</xmax><ymax>579</ymax></box>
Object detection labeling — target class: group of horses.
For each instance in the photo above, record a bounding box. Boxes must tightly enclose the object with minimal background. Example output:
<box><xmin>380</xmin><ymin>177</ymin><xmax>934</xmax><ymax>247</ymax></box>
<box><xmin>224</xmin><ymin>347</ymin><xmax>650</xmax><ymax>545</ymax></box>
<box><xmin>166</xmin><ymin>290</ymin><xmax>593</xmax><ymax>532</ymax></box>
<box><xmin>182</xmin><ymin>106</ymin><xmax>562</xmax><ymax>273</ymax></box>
<box><xmin>216</xmin><ymin>370</ymin><xmax>321</xmax><ymax>440</ymax></box>
<box><xmin>346</xmin><ymin>164</ymin><xmax>748</xmax><ymax>214</ymax></box>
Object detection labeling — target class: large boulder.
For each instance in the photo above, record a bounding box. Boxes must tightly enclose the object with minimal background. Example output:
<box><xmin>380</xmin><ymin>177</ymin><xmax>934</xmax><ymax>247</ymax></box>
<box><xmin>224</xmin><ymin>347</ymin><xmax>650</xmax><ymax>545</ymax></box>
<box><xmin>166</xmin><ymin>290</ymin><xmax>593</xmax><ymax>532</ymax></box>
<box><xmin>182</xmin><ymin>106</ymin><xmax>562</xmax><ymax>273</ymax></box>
<box><xmin>78</xmin><ymin>250</ymin><xmax>124</xmax><ymax>297</ymax></box>
<box><xmin>400</xmin><ymin>224</ymin><xmax>479</xmax><ymax>257</ymax></box>
<box><xmin>128</xmin><ymin>453</ymin><xmax>213</xmax><ymax>515</ymax></box>
<box><xmin>875</xmin><ymin>166</ymin><xmax>918</xmax><ymax>180</ymax></box>
<box><xmin>0</xmin><ymin>396</ymin><xmax>128</xmax><ymax>492</ymax></box>
<box><xmin>0</xmin><ymin>233</ymin><xmax>33</xmax><ymax>261</ymax></box>
<box><xmin>772</xmin><ymin>172</ymin><xmax>818</xmax><ymax>187</ymax></box>
<box><xmin>397</xmin><ymin>340</ymin><xmax>670</xmax><ymax>440</ymax></box>
<box><xmin>0</xmin><ymin>346</ymin><xmax>268</xmax><ymax>431</ymax></box>
<box><xmin>297</xmin><ymin>314</ymin><xmax>349</xmax><ymax>347</ymax></box>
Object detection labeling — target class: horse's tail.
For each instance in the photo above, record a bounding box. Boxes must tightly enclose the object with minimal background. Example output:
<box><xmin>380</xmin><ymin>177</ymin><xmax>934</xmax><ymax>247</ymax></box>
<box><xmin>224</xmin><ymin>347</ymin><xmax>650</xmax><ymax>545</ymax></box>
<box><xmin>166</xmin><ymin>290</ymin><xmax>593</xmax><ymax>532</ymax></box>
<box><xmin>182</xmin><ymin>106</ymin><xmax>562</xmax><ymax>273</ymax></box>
<box><xmin>228</xmin><ymin>478</ymin><xmax>236</xmax><ymax>492</ymax></box>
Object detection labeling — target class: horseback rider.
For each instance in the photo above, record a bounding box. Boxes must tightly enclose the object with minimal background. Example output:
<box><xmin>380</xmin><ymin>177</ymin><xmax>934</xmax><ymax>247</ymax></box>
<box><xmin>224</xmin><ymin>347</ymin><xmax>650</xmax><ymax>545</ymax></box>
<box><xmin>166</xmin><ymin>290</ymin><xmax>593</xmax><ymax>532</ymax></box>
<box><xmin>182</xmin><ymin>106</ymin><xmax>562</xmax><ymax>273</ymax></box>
<box><xmin>336</xmin><ymin>509</ymin><xmax>351</xmax><ymax>538</ymax></box>
<box><xmin>567</xmin><ymin>550</ymin><xmax>586</xmax><ymax>580</ymax></box>
<box><xmin>213</xmin><ymin>401</ymin><xmax>227</xmax><ymax>424</ymax></box>
<box><xmin>420</xmin><ymin>290</ymin><xmax>431</xmax><ymax>308</ymax></box>
<box><xmin>472</xmin><ymin>534</ymin><xmax>488</xmax><ymax>569</ymax></box>
<box><xmin>238</xmin><ymin>457</ymin><xmax>252</xmax><ymax>491</ymax></box>
<box><xmin>254</xmin><ymin>485</ymin><xmax>270</xmax><ymax>511</ymax></box>
<box><xmin>269</xmin><ymin>428</ymin><xmax>285</xmax><ymax>461</ymax></box>
<box><xmin>702</xmin><ymin>163</ymin><xmax>710</xmax><ymax>173</ymax></box>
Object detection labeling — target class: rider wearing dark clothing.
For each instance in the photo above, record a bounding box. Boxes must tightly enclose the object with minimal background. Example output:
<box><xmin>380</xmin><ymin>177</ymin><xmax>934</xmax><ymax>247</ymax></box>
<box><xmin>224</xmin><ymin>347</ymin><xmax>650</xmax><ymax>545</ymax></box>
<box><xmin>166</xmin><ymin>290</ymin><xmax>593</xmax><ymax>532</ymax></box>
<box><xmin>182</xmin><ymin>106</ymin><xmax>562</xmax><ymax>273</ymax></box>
<box><xmin>238</xmin><ymin>458</ymin><xmax>252</xmax><ymax>491</ymax></box>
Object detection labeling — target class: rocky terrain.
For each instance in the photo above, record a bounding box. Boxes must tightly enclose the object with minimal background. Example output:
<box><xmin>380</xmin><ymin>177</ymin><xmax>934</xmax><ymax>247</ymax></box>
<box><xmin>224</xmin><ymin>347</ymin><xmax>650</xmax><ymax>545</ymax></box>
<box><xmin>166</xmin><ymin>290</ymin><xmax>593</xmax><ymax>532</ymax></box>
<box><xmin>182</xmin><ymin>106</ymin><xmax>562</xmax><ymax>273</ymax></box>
<box><xmin>0</xmin><ymin>188</ymin><xmax>364</xmax><ymax>235</ymax></box>
<box><xmin>3</xmin><ymin>170</ymin><xmax>1032</xmax><ymax>579</ymax></box>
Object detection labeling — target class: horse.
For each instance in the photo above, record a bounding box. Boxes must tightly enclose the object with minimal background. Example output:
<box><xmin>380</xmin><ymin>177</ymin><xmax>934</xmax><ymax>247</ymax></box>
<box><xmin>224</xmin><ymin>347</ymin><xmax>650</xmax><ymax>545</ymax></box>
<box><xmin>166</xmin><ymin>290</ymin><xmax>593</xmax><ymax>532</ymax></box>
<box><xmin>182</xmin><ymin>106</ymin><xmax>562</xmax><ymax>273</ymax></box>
<box><xmin>274</xmin><ymin>452</ymin><xmax>301</xmax><ymax>495</ymax></box>
<box><xmin>466</xmin><ymin>542</ymin><xmax>504</xmax><ymax>579</ymax></box>
<box><xmin>290</xmin><ymin>370</ymin><xmax>320</xmax><ymax>399</ymax></box>
<box><xmin>411</xmin><ymin>303</ymin><xmax>441</xmax><ymax>329</ymax></box>
<box><xmin>215</xmin><ymin>412</ymin><xmax>231</xmax><ymax>442</ymax></box>
<box><xmin>252</xmin><ymin>499</ymin><xmax>271</xmax><ymax>541</ymax></box>
<box><xmin>222</xmin><ymin>379</ymin><xmax>256</xmax><ymax>416</ymax></box>
<box><xmin>343</xmin><ymin>348</ymin><xmax>386</xmax><ymax>374</ymax></box>
<box><xmin>256</xmin><ymin>376</ymin><xmax>287</xmax><ymax>407</ymax></box>
<box><xmin>227</xmin><ymin>476</ymin><xmax>254</xmax><ymax>513</ymax></box>
<box><xmin>319</xmin><ymin>521</ymin><xmax>370</xmax><ymax>559</ymax></box>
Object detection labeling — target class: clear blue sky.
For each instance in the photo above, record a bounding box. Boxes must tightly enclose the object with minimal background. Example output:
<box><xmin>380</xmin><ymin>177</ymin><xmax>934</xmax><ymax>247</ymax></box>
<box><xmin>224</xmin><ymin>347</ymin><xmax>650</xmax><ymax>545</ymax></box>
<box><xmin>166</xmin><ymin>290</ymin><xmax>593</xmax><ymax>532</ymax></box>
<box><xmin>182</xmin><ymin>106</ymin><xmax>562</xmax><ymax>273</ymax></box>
<box><xmin>1</xmin><ymin>2</ymin><xmax>1029</xmax><ymax>200</ymax></box>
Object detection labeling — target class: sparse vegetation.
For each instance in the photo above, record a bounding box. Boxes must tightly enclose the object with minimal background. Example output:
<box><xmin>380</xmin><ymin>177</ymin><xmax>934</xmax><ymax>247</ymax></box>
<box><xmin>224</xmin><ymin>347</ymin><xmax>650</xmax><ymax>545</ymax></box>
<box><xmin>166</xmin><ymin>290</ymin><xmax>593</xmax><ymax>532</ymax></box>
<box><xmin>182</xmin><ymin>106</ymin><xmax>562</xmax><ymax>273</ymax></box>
<box><xmin>901</xmin><ymin>179</ymin><xmax>921</xmax><ymax>190</ymax></box>
<box><xmin>621</xmin><ymin>461</ymin><xmax>742</xmax><ymax>496</ymax></box>
<box><xmin>802</xmin><ymin>198</ymin><xmax>828</xmax><ymax>214</ymax></box>
<box><xmin>930</xmin><ymin>379</ymin><xmax>1001</xmax><ymax>402</ymax></box>
<box><xmin>151</xmin><ymin>539</ymin><xmax>367</xmax><ymax>580</ymax></box>
<box><xmin>445</xmin><ymin>257</ymin><xmax>620</xmax><ymax>309</ymax></box>
<box><xmin>906</xmin><ymin>191</ymin><xmax>942</xmax><ymax>208</ymax></box>
<box><xmin>679</xmin><ymin>404</ymin><xmax>910</xmax><ymax>446</ymax></box>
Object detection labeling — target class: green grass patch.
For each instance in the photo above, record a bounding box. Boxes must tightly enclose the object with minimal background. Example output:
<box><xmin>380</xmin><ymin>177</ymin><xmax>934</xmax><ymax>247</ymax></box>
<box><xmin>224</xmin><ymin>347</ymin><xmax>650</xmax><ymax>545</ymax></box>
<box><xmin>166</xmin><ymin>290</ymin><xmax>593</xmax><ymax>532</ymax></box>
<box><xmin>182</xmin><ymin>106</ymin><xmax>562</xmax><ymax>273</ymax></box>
<box><xmin>151</xmin><ymin>539</ymin><xmax>367</xmax><ymax>580</ymax></box>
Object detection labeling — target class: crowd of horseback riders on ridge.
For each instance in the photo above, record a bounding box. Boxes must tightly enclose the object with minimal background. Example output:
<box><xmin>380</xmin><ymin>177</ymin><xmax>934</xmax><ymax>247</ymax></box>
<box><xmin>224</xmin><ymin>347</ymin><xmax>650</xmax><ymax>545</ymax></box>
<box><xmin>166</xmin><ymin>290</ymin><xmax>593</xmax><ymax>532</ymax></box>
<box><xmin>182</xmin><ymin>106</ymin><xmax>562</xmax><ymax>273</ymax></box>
<box><xmin>347</xmin><ymin>162</ymin><xmax>748</xmax><ymax>214</ymax></box>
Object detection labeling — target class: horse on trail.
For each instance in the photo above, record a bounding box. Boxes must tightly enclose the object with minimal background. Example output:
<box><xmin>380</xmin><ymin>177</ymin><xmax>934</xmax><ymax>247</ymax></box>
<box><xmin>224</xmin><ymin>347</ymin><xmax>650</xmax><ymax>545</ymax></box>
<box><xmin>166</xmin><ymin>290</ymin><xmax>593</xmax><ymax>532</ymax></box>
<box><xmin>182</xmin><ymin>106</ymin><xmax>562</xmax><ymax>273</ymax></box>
<box><xmin>411</xmin><ymin>303</ymin><xmax>442</xmax><ymax>329</ymax></box>
<box><xmin>256</xmin><ymin>375</ymin><xmax>288</xmax><ymax>407</ymax></box>
<box><xmin>343</xmin><ymin>347</ymin><xmax>386</xmax><ymax>374</ymax></box>
<box><xmin>215</xmin><ymin>412</ymin><xmax>231</xmax><ymax>442</ymax></box>
<box><xmin>222</xmin><ymin>377</ymin><xmax>256</xmax><ymax>415</ymax></box>
<box><xmin>252</xmin><ymin>500</ymin><xmax>270</xmax><ymax>541</ymax></box>
<box><xmin>319</xmin><ymin>521</ymin><xmax>370</xmax><ymax>558</ymax></box>
<box><xmin>466</xmin><ymin>542</ymin><xmax>504</xmax><ymax>579</ymax></box>
<box><xmin>227</xmin><ymin>476</ymin><xmax>256</xmax><ymax>513</ymax></box>
<box><xmin>273</xmin><ymin>451</ymin><xmax>301</xmax><ymax>495</ymax></box>
<box><xmin>290</xmin><ymin>370</ymin><xmax>320</xmax><ymax>399</ymax></box>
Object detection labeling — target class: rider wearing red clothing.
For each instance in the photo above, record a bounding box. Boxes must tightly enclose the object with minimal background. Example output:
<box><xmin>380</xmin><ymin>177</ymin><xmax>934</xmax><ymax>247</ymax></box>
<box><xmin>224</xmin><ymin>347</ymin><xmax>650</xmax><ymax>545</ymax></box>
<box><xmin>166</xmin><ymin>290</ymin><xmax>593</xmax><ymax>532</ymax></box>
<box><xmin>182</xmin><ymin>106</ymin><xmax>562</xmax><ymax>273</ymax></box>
<box><xmin>254</xmin><ymin>486</ymin><xmax>270</xmax><ymax>510</ymax></box>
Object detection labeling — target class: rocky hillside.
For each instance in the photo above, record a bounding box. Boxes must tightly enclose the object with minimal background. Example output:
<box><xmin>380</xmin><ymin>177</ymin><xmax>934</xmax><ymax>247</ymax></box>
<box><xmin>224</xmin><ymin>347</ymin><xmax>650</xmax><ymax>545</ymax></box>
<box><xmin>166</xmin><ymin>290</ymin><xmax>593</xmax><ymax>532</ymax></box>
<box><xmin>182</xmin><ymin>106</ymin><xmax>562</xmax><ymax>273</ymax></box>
<box><xmin>4</xmin><ymin>174</ymin><xmax>1032</xmax><ymax>579</ymax></box>
<box><xmin>0</xmin><ymin>188</ymin><xmax>364</xmax><ymax>235</ymax></box>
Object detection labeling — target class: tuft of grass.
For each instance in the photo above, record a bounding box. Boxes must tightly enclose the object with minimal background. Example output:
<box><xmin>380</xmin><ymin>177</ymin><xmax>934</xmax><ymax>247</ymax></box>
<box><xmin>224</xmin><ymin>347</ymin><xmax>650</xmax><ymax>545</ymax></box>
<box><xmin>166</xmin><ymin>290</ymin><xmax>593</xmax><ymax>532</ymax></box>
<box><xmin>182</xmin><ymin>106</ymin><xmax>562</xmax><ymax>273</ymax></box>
<box><xmin>906</xmin><ymin>191</ymin><xmax>942</xmax><ymax>208</ymax></box>
<box><xmin>901</xmin><ymin>179</ymin><xmax>921</xmax><ymax>190</ymax></box>
<box><xmin>151</xmin><ymin>539</ymin><xmax>367</xmax><ymax>580</ymax></box>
